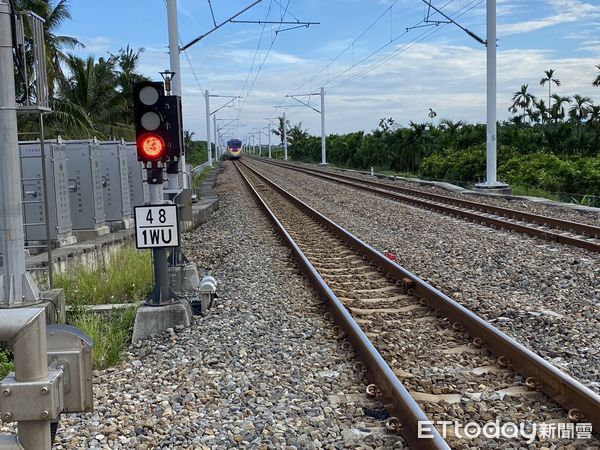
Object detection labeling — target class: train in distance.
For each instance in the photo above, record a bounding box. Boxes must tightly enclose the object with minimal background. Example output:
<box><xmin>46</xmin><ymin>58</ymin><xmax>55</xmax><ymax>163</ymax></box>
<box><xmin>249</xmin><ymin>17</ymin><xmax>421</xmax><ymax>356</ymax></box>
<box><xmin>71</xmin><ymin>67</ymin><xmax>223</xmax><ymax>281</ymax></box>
<box><xmin>226</xmin><ymin>139</ymin><xmax>243</xmax><ymax>160</ymax></box>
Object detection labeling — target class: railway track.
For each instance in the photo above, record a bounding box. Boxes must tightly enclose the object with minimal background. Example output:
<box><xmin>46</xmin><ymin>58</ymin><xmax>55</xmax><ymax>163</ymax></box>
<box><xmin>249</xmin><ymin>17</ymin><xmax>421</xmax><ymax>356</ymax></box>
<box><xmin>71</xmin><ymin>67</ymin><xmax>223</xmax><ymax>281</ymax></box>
<box><xmin>234</xmin><ymin>160</ymin><xmax>600</xmax><ymax>449</ymax></box>
<box><xmin>249</xmin><ymin>157</ymin><xmax>600</xmax><ymax>253</ymax></box>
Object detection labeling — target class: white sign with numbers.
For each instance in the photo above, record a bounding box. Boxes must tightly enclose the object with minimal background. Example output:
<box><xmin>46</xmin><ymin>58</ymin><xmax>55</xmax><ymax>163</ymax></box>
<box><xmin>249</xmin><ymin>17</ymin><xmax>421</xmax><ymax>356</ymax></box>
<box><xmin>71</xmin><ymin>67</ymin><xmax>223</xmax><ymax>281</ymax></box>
<box><xmin>134</xmin><ymin>204</ymin><xmax>179</xmax><ymax>249</ymax></box>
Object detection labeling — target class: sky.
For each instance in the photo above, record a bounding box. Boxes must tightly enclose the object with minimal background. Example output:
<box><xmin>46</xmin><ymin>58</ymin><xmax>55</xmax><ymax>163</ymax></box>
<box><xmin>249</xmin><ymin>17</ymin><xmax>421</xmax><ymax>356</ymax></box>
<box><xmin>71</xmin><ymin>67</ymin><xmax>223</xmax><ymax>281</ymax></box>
<box><xmin>59</xmin><ymin>0</ymin><xmax>600</xmax><ymax>143</ymax></box>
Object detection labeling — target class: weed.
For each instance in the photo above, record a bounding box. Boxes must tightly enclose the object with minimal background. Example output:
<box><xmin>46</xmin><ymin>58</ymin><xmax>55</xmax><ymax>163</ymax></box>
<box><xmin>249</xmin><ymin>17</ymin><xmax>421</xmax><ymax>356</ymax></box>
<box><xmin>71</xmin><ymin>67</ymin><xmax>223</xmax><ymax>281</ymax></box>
<box><xmin>54</xmin><ymin>247</ymin><xmax>152</xmax><ymax>306</ymax></box>
<box><xmin>0</xmin><ymin>348</ymin><xmax>14</xmax><ymax>379</ymax></box>
<box><xmin>68</xmin><ymin>307</ymin><xmax>137</xmax><ymax>370</ymax></box>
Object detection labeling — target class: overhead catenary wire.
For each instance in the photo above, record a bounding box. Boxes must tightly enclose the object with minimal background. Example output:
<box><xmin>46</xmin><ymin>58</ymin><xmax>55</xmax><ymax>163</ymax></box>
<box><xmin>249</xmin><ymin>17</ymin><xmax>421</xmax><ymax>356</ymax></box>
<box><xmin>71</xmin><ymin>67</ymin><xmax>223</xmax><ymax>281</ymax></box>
<box><xmin>327</xmin><ymin>0</ymin><xmax>483</xmax><ymax>94</ymax></box>
<box><xmin>276</xmin><ymin>0</ymin><xmax>480</xmax><ymax>113</ymax></box>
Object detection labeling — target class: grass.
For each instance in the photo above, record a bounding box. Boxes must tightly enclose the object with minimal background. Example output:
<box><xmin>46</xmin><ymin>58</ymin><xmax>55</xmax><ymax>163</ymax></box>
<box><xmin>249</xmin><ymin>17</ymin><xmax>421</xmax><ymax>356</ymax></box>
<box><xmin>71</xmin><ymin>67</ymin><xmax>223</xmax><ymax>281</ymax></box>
<box><xmin>192</xmin><ymin>166</ymin><xmax>214</xmax><ymax>190</ymax></box>
<box><xmin>68</xmin><ymin>307</ymin><xmax>137</xmax><ymax>370</ymax></box>
<box><xmin>54</xmin><ymin>246</ymin><xmax>152</xmax><ymax>306</ymax></box>
<box><xmin>510</xmin><ymin>185</ymin><xmax>558</xmax><ymax>200</ymax></box>
<box><xmin>54</xmin><ymin>246</ymin><xmax>152</xmax><ymax>369</ymax></box>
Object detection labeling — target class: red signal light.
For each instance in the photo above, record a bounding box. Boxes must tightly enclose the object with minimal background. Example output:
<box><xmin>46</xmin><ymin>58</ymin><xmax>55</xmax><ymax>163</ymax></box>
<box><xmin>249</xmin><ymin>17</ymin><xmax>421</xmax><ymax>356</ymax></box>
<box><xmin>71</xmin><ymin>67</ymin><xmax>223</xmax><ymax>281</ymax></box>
<box><xmin>137</xmin><ymin>133</ymin><xmax>166</xmax><ymax>161</ymax></box>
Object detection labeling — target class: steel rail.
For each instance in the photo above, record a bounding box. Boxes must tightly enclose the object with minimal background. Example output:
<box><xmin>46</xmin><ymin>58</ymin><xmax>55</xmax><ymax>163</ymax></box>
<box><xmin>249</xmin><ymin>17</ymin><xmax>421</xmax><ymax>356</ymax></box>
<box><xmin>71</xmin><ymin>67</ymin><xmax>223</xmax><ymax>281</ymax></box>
<box><xmin>238</xmin><ymin>159</ymin><xmax>600</xmax><ymax>433</ymax></box>
<box><xmin>233</xmin><ymin>161</ymin><xmax>450</xmax><ymax>449</ymax></box>
<box><xmin>253</xmin><ymin>157</ymin><xmax>600</xmax><ymax>253</ymax></box>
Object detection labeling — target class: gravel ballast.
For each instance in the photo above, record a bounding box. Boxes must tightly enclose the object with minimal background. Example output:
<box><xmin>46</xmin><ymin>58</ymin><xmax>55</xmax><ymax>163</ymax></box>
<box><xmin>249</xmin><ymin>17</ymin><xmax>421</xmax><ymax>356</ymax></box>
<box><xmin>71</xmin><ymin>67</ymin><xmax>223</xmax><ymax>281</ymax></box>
<box><xmin>248</xmin><ymin>158</ymin><xmax>600</xmax><ymax>396</ymax></box>
<box><xmin>51</xmin><ymin>162</ymin><xmax>404</xmax><ymax>450</ymax></box>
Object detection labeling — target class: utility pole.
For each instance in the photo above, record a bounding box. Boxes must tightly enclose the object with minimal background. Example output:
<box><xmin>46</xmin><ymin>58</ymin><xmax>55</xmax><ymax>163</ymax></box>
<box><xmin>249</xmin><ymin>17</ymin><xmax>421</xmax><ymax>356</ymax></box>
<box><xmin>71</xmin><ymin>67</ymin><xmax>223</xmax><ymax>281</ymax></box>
<box><xmin>258</xmin><ymin>128</ymin><xmax>262</xmax><ymax>156</ymax></box>
<box><xmin>0</xmin><ymin>1</ymin><xmax>39</xmax><ymax>306</ymax></box>
<box><xmin>268</xmin><ymin>122</ymin><xmax>272</xmax><ymax>158</ymax></box>
<box><xmin>419</xmin><ymin>0</ymin><xmax>505</xmax><ymax>190</ymax></box>
<box><xmin>320</xmin><ymin>87</ymin><xmax>327</xmax><ymax>165</ymax></box>
<box><xmin>166</xmin><ymin>0</ymin><xmax>188</xmax><ymax>188</ymax></box>
<box><xmin>205</xmin><ymin>90</ymin><xmax>212</xmax><ymax>167</ymax></box>
<box><xmin>485</xmin><ymin>0</ymin><xmax>498</xmax><ymax>186</ymax></box>
<box><xmin>213</xmin><ymin>114</ymin><xmax>218</xmax><ymax>160</ymax></box>
<box><xmin>283</xmin><ymin>111</ymin><xmax>288</xmax><ymax>160</ymax></box>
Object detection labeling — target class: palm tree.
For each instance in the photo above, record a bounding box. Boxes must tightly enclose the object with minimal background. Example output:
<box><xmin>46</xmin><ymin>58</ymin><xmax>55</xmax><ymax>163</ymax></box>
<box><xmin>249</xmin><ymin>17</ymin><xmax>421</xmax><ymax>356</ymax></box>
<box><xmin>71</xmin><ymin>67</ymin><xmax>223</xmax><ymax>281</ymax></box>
<box><xmin>439</xmin><ymin>118</ymin><xmax>464</xmax><ymax>135</ymax></box>
<box><xmin>549</xmin><ymin>94</ymin><xmax>571</xmax><ymax>123</ymax></box>
<box><xmin>16</xmin><ymin>0</ymin><xmax>83</xmax><ymax>97</ymax></box>
<box><xmin>593</xmin><ymin>64</ymin><xmax>600</xmax><ymax>87</ymax></box>
<box><xmin>271</xmin><ymin>115</ymin><xmax>290</xmax><ymax>146</ymax></box>
<box><xmin>568</xmin><ymin>95</ymin><xmax>592</xmax><ymax>123</ymax></box>
<box><xmin>589</xmin><ymin>105</ymin><xmax>600</xmax><ymax>121</ymax></box>
<box><xmin>510</xmin><ymin>84</ymin><xmax>536</xmax><ymax>119</ymax></box>
<box><xmin>540</xmin><ymin>69</ymin><xmax>561</xmax><ymax>108</ymax></box>
<box><xmin>534</xmin><ymin>99</ymin><xmax>550</xmax><ymax>124</ymax></box>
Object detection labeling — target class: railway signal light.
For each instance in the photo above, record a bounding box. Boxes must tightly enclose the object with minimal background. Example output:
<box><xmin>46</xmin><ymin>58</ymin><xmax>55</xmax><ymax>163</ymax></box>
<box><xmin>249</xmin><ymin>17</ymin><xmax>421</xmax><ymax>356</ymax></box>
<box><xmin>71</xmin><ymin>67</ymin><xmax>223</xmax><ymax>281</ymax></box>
<box><xmin>133</xmin><ymin>81</ymin><xmax>168</xmax><ymax>162</ymax></box>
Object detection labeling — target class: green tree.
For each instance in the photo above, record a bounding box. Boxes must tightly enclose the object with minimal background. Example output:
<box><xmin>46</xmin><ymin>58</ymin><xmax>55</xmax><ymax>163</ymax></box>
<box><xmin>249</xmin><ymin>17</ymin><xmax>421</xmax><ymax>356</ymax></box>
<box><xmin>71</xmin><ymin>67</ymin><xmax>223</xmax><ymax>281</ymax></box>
<box><xmin>16</xmin><ymin>0</ymin><xmax>83</xmax><ymax>97</ymax></box>
<box><xmin>510</xmin><ymin>84</ymin><xmax>536</xmax><ymax>116</ymax></box>
<box><xmin>271</xmin><ymin>116</ymin><xmax>290</xmax><ymax>146</ymax></box>
<box><xmin>540</xmin><ymin>69</ymin><xmax>561</xmax><ymax>108</ymax></box>
<box><xmin>568</xmin><ymin>95</ymin><xmax>592</xmax><ymax>123</ymax></box>
<box><xmin>549</xmin><ymin>94</ymin><xmax>571</xmax><ymax>123</ymax></box>
<box><xmin>593</xmin><ymin>64</ymin><xmax>600</xmax><ymax>87</ymax></box>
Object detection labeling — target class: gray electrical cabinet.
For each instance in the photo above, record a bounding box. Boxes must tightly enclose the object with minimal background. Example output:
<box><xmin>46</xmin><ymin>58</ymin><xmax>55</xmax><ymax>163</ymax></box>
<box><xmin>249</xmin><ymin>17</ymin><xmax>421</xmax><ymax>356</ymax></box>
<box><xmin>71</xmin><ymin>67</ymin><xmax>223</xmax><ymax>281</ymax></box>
<box><xmin>126</xmin><ymin>143</ymin><xmax>149</xmax><ymax>207</ymax></box>
<box><xmin>63</xmin><ymin>140</ymin><xmax>106</xmax><ymax>230</ymax></box>
<box><xmin>19</xmin><ymin>140</ymin><xmax>73</xmax><ymax>244</ymax></box>
<box><xmin>98</xmin><ymin>141</ymin><xmax>132</xmax><ymax>225</ymax></box>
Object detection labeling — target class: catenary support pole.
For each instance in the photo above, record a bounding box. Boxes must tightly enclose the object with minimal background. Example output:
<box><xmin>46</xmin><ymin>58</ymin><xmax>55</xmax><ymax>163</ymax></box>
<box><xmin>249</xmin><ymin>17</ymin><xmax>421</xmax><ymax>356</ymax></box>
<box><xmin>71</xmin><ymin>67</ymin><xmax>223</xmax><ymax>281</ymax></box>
<box><xmin>283</xmin><ymin>111</ymin><xmax>288</xmax><ymax>160</ymax></box>
<box><xmin>213</xmin><ymin>114</ymin><xmax>218</xmax><ymax>160</ymax></box>
<box><xmin>268</xmin><ymin>123</ymin><xmax>272</xmax><ymax>158</ymax></box>
<box><xmin>320</xmin><ymin>87</ymin><xmax>327</xmax><ymax>165</ymax></box>
<box><xmin>205</xmin><ymin>90</ymin><xmax>212</xmax><ymax>167</ymax></box>
<box><xmin>166</xmin><ymin>0</ymin><xmax>188</xmax><ymax>187</ymax></box>
<box><xmin>258</xmin><ymin>129</ymin><xmax>261</xmax><ymax>157</ymax></box>
<box><xmin>0</xmin><ymin>1</ymin><xmax>27</xmax><ymax>306</ymax></box>
<box><xmin>485</xmin><ymin>0</ymin><xmax>497</xmax><ymax>185</ymax></box>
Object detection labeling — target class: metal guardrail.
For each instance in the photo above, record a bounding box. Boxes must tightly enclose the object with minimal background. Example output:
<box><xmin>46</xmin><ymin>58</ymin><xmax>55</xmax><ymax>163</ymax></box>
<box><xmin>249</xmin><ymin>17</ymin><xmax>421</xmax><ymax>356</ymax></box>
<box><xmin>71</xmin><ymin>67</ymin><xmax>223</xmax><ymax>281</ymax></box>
<box><xmin>191</xmin><ymin>161</ymin><xmax>211</xmax><ymax>176</ymax></box>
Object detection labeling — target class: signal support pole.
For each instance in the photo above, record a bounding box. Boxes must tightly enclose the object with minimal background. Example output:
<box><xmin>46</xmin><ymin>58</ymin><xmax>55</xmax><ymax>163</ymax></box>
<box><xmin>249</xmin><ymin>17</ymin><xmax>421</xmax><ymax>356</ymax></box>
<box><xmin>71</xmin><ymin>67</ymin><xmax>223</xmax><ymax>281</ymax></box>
<box><xmin>320</xmin><ymin>87</ymin><xmax>327</xmax><ymax>165</ymax></box>
<box><xmin>283</xmin><ymin>111</ymin><xmax>288</xmax><ymax>160</ymax></box>
<box><xmin>147</xmin><ymin>167</ymin><xmax>171</xmax><ymax>305</ymax></box>
<box><xmin>0</xmin><ymin>1</ymin><xmax>39</xmax><ymax>306</ymax></box>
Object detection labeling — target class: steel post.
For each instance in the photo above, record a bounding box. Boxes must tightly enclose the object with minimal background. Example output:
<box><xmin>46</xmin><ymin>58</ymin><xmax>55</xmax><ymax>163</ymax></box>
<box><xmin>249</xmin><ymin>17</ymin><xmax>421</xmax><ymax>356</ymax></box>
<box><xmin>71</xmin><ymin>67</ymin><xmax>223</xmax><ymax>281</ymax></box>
<box><xmin>213</xmin><ymin>114</ymin><xmax>218</xmax><ymax>160</ymax></box>
<box><xmin>205</xmin><ymin>90</ymin><xmax>212</xmax><ymax>167</ymax></box>
<box><xmin>0</xmin><ymin>2</ymin><xmax>27</xmax><ymax>306</ymax></box>
<box><xmin>0</xmin><ymin>307</ymin><xmax>51</xmax><ymax>449</ymax></box>
<box><xmin>38</xmin><ymin>113</ymin><xmax>53</xmax><ymax>288</ymax></box>
<box><xmin>166</xmin><ymin>0</ymin><xmax>188</xmax><ymax>187</ymax></box>
<box><xmin>320</xmin><ymin>87</ymin><xmax>326</xmax><ymax>165</ymax></box>
<box><xmin>258</xmin><ymin>130</ymin><xmax>261</xmax><ymax>157</ymax></box>
<box><xmin>283</xmin><ymin>112</ymin><xmax>288</xmax><ymax>160</ymax></box>
<box><xmin>485</xmin><ymin>0</ymin><xmax>497</xmax><ymax>185</ymax></box>
<box><xmin>148</xmin><ymin>177</ymin><xmax>170</xmax><ymax>305</ymax></box>
<box><xmin>268</xmin><ymin>123</ymin><xmax>272</xmax><ymax>158</ymax></box>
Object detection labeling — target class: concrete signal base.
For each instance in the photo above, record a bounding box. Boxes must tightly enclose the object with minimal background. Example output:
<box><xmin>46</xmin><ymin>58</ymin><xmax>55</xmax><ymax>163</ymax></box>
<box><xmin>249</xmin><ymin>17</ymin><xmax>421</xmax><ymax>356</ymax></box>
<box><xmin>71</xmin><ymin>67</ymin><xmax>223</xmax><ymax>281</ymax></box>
<box><xmin>132</xmin><ymin>300</ymin><xmax>192</xmax><ymax>343</ymax></box>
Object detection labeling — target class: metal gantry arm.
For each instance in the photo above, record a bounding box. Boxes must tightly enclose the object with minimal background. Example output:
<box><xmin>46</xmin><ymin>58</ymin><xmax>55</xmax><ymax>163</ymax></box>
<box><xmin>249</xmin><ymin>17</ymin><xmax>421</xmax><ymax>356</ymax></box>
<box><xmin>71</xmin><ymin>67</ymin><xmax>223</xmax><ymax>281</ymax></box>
<box><xmin>283</xmin><ymin>87</ymin><xmax>327</xmax><ymax>164</ymax></box>
<box><xmin>180</xmin><ymin>0</ymin><xmax>263</xmax><ymax>51</ymax></box>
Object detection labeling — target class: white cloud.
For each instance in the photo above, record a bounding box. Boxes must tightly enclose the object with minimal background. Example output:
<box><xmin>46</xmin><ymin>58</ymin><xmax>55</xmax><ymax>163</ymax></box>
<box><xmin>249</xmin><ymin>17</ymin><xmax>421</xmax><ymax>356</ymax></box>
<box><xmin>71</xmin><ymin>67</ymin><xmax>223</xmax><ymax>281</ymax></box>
<box><xmin>499</xmin><ymin>0</ymin><xmax>600</xmax><ymax>35</ymax></box>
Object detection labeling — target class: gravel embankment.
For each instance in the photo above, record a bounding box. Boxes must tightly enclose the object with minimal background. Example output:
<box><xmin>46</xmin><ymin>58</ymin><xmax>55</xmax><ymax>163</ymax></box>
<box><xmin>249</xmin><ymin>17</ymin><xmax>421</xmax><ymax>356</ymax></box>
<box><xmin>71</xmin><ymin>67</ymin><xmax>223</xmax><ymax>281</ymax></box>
<box><xmin>248</xmin><ymin>159</ymin><xmax>600</xmax><ymax>395</ymax></box>
<box><xmin>52</xmin><ymin>162</ymin><xmax>403</xmax><ymax>450</ymax></box>
<box><xmin>288</xmin><ymin>160</ymin><xmax>600</xmax><ymax>228</ymax></box>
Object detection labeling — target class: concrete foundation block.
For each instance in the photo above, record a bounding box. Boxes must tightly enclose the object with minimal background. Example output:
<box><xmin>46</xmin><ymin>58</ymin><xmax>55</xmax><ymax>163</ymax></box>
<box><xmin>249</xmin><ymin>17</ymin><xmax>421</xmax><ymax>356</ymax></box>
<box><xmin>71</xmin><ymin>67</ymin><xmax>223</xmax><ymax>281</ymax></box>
<box><xmin>473</xmin><ymin>184</ymin><xmax>512</xmax><ymax>195</ymax></box>
<box><xmin>72</xmin><ymin>225</ymin><xmax>110</xmax><ymax>242</ymax></box>
<box><xmin>132</xmin><ymin>301</ymin><xmax>192</xmax><ymax>343</ymax></box>
<box><xmin>41</xmin><ymin>288</ymin><xmax>66</xmax><ymax>324</ymax></box>
<box><xmin>169</xmin><ymin>262</ymin><xmax>199</xmax><ymax>294</ymax></box>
